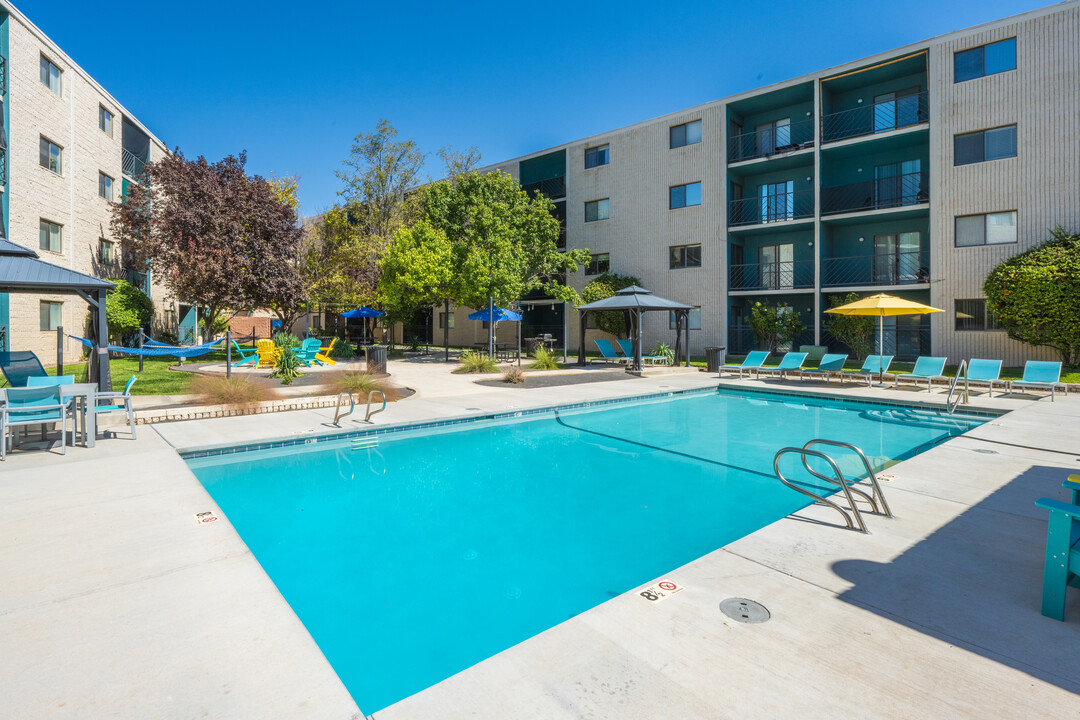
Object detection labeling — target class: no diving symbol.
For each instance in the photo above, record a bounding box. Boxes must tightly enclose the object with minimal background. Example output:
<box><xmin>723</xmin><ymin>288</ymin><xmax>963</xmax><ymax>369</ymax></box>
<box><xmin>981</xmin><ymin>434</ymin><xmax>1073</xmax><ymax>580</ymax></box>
<box><xmin>658</xmin><ymin>582</ymin><xmax>677</xmax><ymax>591</ymax></box>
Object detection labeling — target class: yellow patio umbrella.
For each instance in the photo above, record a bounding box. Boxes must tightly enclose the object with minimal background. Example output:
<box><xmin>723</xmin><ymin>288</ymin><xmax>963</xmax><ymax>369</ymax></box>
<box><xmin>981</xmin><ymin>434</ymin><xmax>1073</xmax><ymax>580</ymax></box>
<box><xmin>824</xmin><ymin>293</ymin><xmax>944</xmax><ymax>383</ymax></box>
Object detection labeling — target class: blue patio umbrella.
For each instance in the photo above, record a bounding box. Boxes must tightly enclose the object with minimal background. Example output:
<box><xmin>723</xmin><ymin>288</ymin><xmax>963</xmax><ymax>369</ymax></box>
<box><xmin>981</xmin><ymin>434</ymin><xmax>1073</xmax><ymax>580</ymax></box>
<box><xmin>468</xmin><ymin>304</ymin><xmax>523</xmax><ymax>365</ymax></box>
<box><xmin>341</xmin><ymin>306</ymin><xmax>385</xmax><ymax>345</ymax></box>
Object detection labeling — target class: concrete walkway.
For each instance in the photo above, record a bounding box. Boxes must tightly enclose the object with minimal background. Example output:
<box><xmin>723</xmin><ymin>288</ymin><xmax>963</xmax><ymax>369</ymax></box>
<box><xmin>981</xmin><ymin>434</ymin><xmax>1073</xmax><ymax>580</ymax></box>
<box><xmin>2</xmin><ymin>361</ymin><xmax>1078</xmax><ymax>719</ymax></box>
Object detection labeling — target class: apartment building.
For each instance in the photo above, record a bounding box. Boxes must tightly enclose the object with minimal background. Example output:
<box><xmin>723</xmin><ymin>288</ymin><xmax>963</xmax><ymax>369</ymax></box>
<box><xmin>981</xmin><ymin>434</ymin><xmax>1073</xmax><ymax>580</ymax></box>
<box><xmin>436</xmin><ymin>1</ymin><xmax>1079</xmax><ymax>365</ymax></box>
<box><xmin>0</xmin><ymin>1</ymin><xmax>170</xmax><ymax>362</ymax></box>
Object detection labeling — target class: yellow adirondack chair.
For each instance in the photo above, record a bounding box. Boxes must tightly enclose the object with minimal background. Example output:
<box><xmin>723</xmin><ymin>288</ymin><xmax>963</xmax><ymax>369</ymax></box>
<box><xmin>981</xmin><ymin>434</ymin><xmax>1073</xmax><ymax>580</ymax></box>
<box><xmin>255</xmin><ymin>339</ymin><xmax>281</xmax><ymax>368</ymax></box>
<box><xmin>315</xmin><ymin>337</ymin><xmax>339</xmax><ymax>366</ymax></box>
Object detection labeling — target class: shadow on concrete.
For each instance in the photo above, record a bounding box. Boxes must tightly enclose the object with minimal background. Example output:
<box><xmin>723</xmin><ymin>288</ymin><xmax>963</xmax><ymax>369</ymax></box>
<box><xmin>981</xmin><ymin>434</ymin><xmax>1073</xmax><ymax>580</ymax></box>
<box><xmin>832</xmin><ymin>464</ymin><xmax>1080</xmax><ymax>693</ymax></box>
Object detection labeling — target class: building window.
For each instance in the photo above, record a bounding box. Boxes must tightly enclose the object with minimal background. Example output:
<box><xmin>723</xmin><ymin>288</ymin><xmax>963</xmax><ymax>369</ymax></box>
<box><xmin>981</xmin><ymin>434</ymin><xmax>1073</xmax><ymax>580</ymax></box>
<box><xmin>99</xmin><ymin>239</ymin><xmax>115</xmax><ymax>265</ymax></box>
<box><xmin>99</xmin><ymin>106</ymin><xmax>113</xmax><ymax>136</ymax></box>
<box><xmin>39</xmin><ymin>55</ymin><xmax>62</xmax><ymax>96</ymax></box>
<box><xmin>39</xmin><ymin>137</ymin><xmax>63</xmax><ymax>174</ymax></box>
<box><xmin>39</xmin><ymin>220</ymin><xmax>62</xmax><ymax>253</ymax></box>
<box><xmin>955</xmin><ymin>211</ymin><xmax>1017</xmax><ymax>247</ymax></box>
<box><xmin>584</xmin><ymin>144</ymin><xmax>609</xmax><ymax>169</ymax></box>
<box><xmin>438</xmin><ymin>312</ymin><xmax>454</xmax><ymax>329</ymax></box>
<box><xmin>670</xmin><ymin>120</ymin><xmax>702</xmax><ymax>149</ymax></box>
<box><xmin>669</xmin><ymin>182</ymin><xmax>702</xmax><ymax>209</ymax></box>
<box><xmin>954</xmin><ymin>125</ymin><xmax>1016</xmax><ymax>165</ymax></box>
<box><xmin>585</xmin><ymin>252</ymin><xmax>610</xmax><ymax>276</ymax></box>
<box><xmin>954</xmin><ymin>38</ymin><xmax>1016</xmax><ymax>83</ymax></box>
<box><xmin>955</xmin><ymin>299</ymin><xmax>1002</xmax><ymax>331</ymax></box>
<box><xmin>669</xmin><ymin>244</ymin><xmax>702</xmax><ymax>269</ymax></box>
<box><xmin>584</xmin><ymin>198</ymin><xmax>610</xmax><ymax>222</ymax></box>
<box><xmin>40</xmin><ymin>301</ymin><xmax>63</xmax><ymax>331</ymax></box>
<box><xmin>669</xmin><ymin>307</ymin><xmax>702</xmax><ymax>330</ymax></box>
<box><xmin>99</xmin><ymin>172</ymin><xmax>114</xmax><ymax>201</ymax></box>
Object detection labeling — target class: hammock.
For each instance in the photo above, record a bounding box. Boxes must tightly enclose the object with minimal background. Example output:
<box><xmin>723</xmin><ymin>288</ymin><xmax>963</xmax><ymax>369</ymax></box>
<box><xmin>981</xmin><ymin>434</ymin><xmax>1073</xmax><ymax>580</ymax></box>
<box><xmin>70</xmin><ymin>336</ymin><xmax>225</xmax><ymax>358</ymax></box>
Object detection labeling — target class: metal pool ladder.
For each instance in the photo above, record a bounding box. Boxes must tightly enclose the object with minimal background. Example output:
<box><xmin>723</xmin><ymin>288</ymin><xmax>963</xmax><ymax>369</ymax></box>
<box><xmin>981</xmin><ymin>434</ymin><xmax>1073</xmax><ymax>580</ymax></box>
<box><xmin>773</xmin><ymin>439</ymin><xmax>893</xmax><ymax>533</ymax></box>
<box><xmin>946</xmin><ymin>360</ymin><xmax>969</xmax><ymax>414</ymax></box>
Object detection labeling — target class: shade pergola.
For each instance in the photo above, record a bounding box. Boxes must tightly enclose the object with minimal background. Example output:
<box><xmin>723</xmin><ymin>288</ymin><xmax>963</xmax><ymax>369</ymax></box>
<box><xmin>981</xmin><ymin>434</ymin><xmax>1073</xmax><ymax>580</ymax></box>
<box><xmin>0</xmin><ymin>238</ymin><xmax>115</xmax><ymax>390</ymax></box>
<box><xmin>575</xmin><ymin>285</ymin><xmax>693</xmax><ymax>371</ymax></box>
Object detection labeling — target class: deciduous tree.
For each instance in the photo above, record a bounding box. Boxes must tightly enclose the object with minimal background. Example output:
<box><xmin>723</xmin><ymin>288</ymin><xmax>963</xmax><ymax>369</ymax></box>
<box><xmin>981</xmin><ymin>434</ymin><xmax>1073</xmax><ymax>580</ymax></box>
<box><xmin>581</xmin><ymin>271</ymin><xmax>642</xmax><ymax>338</ymax></box>
<box><xmin>824</xmin><ymin>292</ymin><xmax>875</xmax><ymax>359</ymax></box>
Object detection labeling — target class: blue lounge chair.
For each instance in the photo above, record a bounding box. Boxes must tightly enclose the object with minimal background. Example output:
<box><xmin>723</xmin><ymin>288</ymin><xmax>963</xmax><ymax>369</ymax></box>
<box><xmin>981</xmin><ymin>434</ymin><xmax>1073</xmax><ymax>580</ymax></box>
<box><xmin>759</xmin><ymin>352</ymin><xmax>808</xmax><ymax>382</ymax></box>
<box><xmin>840</xmin><ymin>355</ymin><xmax>893</xmax><ymax>387</ymax></box>
<box><xmin>799</xmin><ymin>354</ymin><xmax>848</xmax><ymax>384</ymax></box>
<box><xmin>593</xmin><ymin>339</ymin><xmax>629</xmax><ymax>365</ymax></box>
<box><xmin>965</xmin><ymin>358</ymin><xmax>1005</xmax><ymax>397</ymax></box>
<box><xmin>1009</xmin><ymin>360</ymin><xmax>1067</xmax><ymax>401</ymax></box>
<box><xmin>889</xmin><ymin>356</ymin><xmax>948</xmax><ymax>392</ymax></box>
<box><xmin>724</xmin><ymin>350</ymin><xmax>769</xmax><ymax>379</ymax></box>
<box><xmin>0</xmin><ymin>351</ymin><xmax>48</xmax><ymax>387</ymax></box>
<box><xmin>0</xmin><ymin>386</ymin><xmax>70</xmax><ymax>459</ymax></box>
<box><xmin>93</xmin><ymin>376</ymin><xmax>138</xmax><ymax>440</ymax></box>
<box><xmin>294</xmin><ymin>338</ymin><xmax>323</xmax><ymax>366</ymax></box>
<box><xmin>229</xmin><ymin>340</ymin><xmax>259</xmax><ymax>367</ymax></box>
<box><xmin>1034</xmin><ymin>475</ymin><xmax>1080</xmax><ymax>620</ymax></box>
<box><xmin>616</xmin><ymin>339</ymin><xmax>667</xmax><ymax>366</ymax></box>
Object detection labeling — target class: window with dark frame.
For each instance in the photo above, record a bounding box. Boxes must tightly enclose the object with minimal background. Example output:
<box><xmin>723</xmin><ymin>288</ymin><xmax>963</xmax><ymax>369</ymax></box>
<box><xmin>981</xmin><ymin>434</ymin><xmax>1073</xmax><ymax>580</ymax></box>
<box><xmin>39</xmin><ymin>55</ymin><xmax>62</xmax><ymax>95</ymax></box>
<box><xmin>954</xmin><ymin>211</ymin><xmax>1017</xmax><ymax>247</ymax></box>
<box><xmin>584</xmin><ymin>144</ymin><xmax>609</xmax><ymax>169</ymax></box>
<box><xmin>669</xmin><ymin>244</ymin><xmax>702</xmax><ymax>269</ymax></box>
<box><xmin>954</xmin><ymin>298</ymin><xmax>1002</xmax><ymax>331</ymax></box>
<box><xmin>99</xmin><ymin>106</ymin><xmax>113</xmax><ymax>136</ymax></box>
<box><xmin>40</xmin><ymin>301</ymin><xmax>63</xmax><ymax>331</ymax></box>
<box><xmin>39</xmin><ymin>219</ymin><xmax>62</xmax><ymax>253</ymax></box>
<box><xmin>954</xmin><ymin>125</ymin><xmax>1016</xmax><ymax>165</ymax></box>
<box><xmin>669</xmin><ymin>307</ymin><xmax>702</xmax><ymax>330</ymax></box>
<box><xmin>669</xmin><ymin>120</ymin><xmax>702</xmax><ymax>149</ymax></box>
<box><xmin>438</xmin><ymin>312</ymin><xmax>454</xmax><ymax>329</ymax></box>
<box><xmin>584</xmin><ymin>198</ymin><xmax>609</xmax><ymax>222</ymax></box>
<box><xmin>585</xmin><ymin>252</ymin><xmax>610</xmax><ymax>276</ymax></box>
<box><xmin>669</xmin><ymin>182</ymin><xmax>702</xmax><ymax>209</ymax></box>
<box><xmin>98</xmin><ymin>239</ymin><xmax>115</xmax><ymax>265</ymax></box>
<box><xmin>39</xmin><ymin>136</ymin><xmax>62</xmax><ymax>174</ymax></box>
<box><xmin>954</xmin><ymin>38</ymin><xmax>1016</xmax><ymax>82</ymax></box>
<box><xmin>99</xmin><ymin>172</ymin><xmax>114</xmax><ymax>201</ymax></box>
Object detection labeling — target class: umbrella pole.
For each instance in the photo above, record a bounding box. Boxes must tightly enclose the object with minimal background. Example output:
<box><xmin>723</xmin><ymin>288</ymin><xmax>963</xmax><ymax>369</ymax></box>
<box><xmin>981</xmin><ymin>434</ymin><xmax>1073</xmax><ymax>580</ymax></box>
<box><xmin>879</xmin><ymin>312</ymin><xmax>885</xmax><ymax>385</ymax></box>
<box><xmin>488</xmin><ymin>296</ymin><xmax>494</xmax><ymax>359</ymax></box>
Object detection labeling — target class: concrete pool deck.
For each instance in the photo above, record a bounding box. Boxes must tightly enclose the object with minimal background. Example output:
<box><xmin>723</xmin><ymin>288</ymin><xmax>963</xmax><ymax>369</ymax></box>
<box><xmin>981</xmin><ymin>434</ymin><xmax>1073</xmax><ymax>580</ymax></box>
<box><xmin>2</xmin><ymin>362</ymin><xmax>1078</xmax><ymax>718</ymax></box>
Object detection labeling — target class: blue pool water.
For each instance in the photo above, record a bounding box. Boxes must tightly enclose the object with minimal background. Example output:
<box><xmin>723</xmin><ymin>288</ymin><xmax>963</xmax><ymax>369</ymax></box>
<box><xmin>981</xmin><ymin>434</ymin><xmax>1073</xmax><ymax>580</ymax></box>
<box><xmin>185</xmin><ymin>389</ymin><xmax>985</xmax><ymax>712</ymax></box>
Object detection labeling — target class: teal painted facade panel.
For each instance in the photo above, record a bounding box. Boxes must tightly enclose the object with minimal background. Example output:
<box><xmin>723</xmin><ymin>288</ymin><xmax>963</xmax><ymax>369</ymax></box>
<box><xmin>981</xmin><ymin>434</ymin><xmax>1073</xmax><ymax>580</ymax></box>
<box><xmin>1</xmin><ymin>11</ymin><xmax>9</xmax><ymax>348</ymax></box>
<box><xmin>519</xmin><ymin>150</ymin><xmax>566</xmax><ymax>185</ymax></box>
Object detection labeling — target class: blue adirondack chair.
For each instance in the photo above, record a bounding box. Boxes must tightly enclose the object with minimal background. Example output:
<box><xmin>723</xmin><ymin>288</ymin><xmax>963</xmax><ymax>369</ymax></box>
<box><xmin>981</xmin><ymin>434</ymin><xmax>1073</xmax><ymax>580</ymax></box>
<box><xmin>1035</xmin><ymin>475</ymin><xmax>1080</xmax><ymax>620</ymax></box>
<box><xmin>229</xmin><ymin>340</ymin><xmax>259</xmax><ymax>368</ymax></box>
<box><xmin>1</xmin><ymin>385</ymin><xmax>71</xmax><ymax>459</ymax></box>
<box><xmin>799</xmin><ymin>354</ymin><xmax>848</xmax><ymax>383</ymax></box>
<box><xmin>1009</xmin><ymin>360</ymin><xmax>1066</xmax><ymax>401</ymax></box>
<box><xmin>294</xmin><ymin>338</ymin><xmax>322</xmax><ymax>366</ymax></box>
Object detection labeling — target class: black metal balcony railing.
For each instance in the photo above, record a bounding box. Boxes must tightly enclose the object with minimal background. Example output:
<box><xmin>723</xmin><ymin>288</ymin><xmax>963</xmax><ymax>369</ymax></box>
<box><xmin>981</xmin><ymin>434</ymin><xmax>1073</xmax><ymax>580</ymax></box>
<box><xmin>728</xmin><ymin>326</ymin><xmax>815</xmax><ymax>355</ymax></box>
<box><xmin>821</xmin><ymin>250</ymin><xmax>928</xmax><ymax>288</ymax></box>
<box><xmin>729</xmin><ymin>258</ymin><xmax>815</xmax><ymax>291</ymax></box>
<box><xmin>522</xmin><ymin>176</ymin><xmax>566</xmax><ymax>200</ymax></box>
<box><xmin>820</xmin><ymin>171</ymin><xmax>928</xmax><ymax>216</ymax></box>
<box><xmin>122</xmin><ymin>148</ymin><xmax>148</xmax><ymax>178</ymax></box>
<box><xmin>728</xmin><ymin>119</ymin><xmax>815</xmax><ymax>163</ymax></box>
<box><xmin>729</xmin><ymin>189</ymin><xmax>815</xmax><ymax>227</ymax></box>
<box><xmin>0</xmin><ymin>56</ymin><xmax>7</xmax><ymax>96</ymax></box>
<box><xmin>821</xmin><ymin>326</ymin><xmax>929</xmax><ymax>362</ymax></box>
<box><xmin>821</xmin><ymin>91</ymin><xmax>929</xmax><ymax>143</ymax></box>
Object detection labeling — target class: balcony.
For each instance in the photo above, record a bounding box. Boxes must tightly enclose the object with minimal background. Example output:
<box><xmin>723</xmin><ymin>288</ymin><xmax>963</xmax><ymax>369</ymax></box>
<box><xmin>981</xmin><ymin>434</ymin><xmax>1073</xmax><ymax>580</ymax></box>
<box><xmin>821</xmin><ymin>250</ymin><xmax>928</xmax><ymax>288</ymax></box>
<box><xmin>820</xmin><ymin>171</ymin><xmax>928</xmax><ymax>217</ymax></box>
<box><xmin>729</xmin><ymin>189</ymin><xmax>815</xmax><ymax>227</ymax></box>
<box><xmin>729</xmin><ymin>258</ymin><xmax>815</xmax><ymax>292</ymax></box>
<box><xmin>728</xmin><ymin>118</ymin><xmax>814</xmax><ymax>163</ymax></box>
<box><xmin>522</xmin><ymin>176</ymin><xmax>566</xmax><ymax>200</ymax></box>
<box><xmin>821</xmin><ymin>91</ymin><xmax>928</xmax><ymax>144</ymax></box>
<box><xmin>122</xmin><ymin>148</ymin><xmax>147</xmax><ymax>179</ymax></box>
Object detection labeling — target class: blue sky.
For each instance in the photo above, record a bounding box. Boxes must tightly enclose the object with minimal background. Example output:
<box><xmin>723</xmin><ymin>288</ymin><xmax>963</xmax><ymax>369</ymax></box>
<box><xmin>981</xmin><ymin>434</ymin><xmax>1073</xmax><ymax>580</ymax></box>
<box><xmin>20</xmin><ymin>0</ymin><xmax>1045</xmax><ymax>216</ymax></box>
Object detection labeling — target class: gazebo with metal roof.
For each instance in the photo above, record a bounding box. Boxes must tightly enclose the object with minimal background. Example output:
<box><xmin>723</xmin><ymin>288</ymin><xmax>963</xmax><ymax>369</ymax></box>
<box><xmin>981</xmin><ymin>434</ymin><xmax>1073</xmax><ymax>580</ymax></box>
<box><xmin>0</xmin><ymin>238</ymin><xmax>115</xmax><ymax>391</ymax></box>
<box><xmin>575</xmin><ymin>285</ymin><xmax>694</xmax><ymax>371</ymax></box>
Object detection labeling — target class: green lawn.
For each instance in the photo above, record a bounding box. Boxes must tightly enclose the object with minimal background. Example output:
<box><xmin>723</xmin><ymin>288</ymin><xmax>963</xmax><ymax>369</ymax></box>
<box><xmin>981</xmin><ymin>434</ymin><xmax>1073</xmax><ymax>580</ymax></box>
<box><xmin>1</xmin><ymin>356</ymin><xmax>201</xmax><ymax>395</ymax></box>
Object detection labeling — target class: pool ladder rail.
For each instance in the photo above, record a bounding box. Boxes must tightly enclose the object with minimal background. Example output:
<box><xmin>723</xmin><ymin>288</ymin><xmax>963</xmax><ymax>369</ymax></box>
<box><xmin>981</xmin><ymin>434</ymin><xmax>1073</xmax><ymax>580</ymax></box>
<box><xmin>773</xmin><ymin>439</ymin><xmax>893</xmax><ymax>534</ymax></box>
<box><xmin>331</xmin><ymin>389</ymin><xmax>387</xmax><ymax>426</ymax></box>
<box><xmin>946</xmin><ymin>360</ymin><xmax>969</xmax><ymax>414</ymax></box>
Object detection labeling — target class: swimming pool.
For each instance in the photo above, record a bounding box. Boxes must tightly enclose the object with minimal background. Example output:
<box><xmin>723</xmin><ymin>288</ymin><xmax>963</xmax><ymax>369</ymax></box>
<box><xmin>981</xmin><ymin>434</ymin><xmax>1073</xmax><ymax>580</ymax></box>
<box><xmin>185</xmin><ymin>388</ymin><xmax>986</xmax><ymax>713</ymax></box>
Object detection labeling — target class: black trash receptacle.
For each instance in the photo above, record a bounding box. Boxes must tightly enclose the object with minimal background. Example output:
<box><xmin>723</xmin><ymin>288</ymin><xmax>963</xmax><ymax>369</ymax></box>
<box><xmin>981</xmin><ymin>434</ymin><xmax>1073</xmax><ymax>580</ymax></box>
<box><xmin>367</xmin><ymin>345</ymin><xmax>388</xmax><ymax>375</ymax></box>
<box><xmin>705</xmin><ymin>346</ymin><xmax>725</xmax><ymax>374</ymax></box>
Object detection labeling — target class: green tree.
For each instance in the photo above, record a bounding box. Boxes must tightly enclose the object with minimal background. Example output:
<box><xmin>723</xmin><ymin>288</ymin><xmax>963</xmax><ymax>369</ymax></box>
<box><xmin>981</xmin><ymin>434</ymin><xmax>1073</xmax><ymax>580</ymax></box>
<box><xmin>983</xmin><ymin>227</ymin><xmax>1080</xmax><ymax>364</ymax></box>
<box><xmin>105</xmin><ymin>279</ymin><xmax>154</xmax><ymax>342</ymax></box>
<box><xmin>824</xmin><ymin>293</ymin><xmax>875</xmax><ymax>359</ymax></box>
<box><xmin>748</xmin><ymin>302</ymin><xmax>806</xmax><ymax>353</ymax></box>
<box><xmin>581</xmin><ymin>271</ymin><xmax>642</xmax><ymax>338</ymax></box>
<box><xmin>268</xmin><ymin>174</ymin><xmax>300</xmax><ymax>213</ymax></box>
<box><xmin>437</xmin><ymin>145</ymin><xmax>482</xmax><ymax>178</ymax></box>
<box><xmin>378</xmin><ymin>220</ymin><xmax>455</xmax><ymax>325</ymax></box>
<box><xmin>420</xmin><ymin>170</ymin><xmax>590</xmax><ymax>309</ymax></box>
<box><xmin>301</xmin><ymin>205</ymin><xmax>381</xmax><ymax>309</ymax></box>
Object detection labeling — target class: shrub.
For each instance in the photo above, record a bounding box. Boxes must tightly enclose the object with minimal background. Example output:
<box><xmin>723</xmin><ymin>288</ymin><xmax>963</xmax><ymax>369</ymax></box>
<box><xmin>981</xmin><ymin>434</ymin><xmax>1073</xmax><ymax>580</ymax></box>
<box><xmin>190</xmin><ymin>375</ymin><xmax>274</xmax><ymax>407</ymax></box>
<box><xmin>581</xmin><ymin>271</ymin><xmax>642</xmax><ymax>338</ymax></box>
<box><xmin>503</xmin><ymin>367</ymin><xmax>526</xmax><ymax>383</ymax></box>
<box><xmin>824</xmin><ymin>293</ymin><xmax>875</xmax><ymax>360</ymax></box>
<box><xmin>407</xmin><ymin>335</ymin><xmax>423</xmax><ymax>352</ymax></box>
<box><xmin>328</xmin><ymin>336</ymin><xmax>355</xmax><ymax>358</ymax></box>
<box><xmin>527</xmin><ymin>345</ymin><xmax>559</xmax><ymax>370</ymax></box>
<box><xmin>272</xmin><ymin>331</ymin><xmax>300</xmax><ymax>349</ymax></box>
<box><xmin>984</xmin><ymin>226</ymin><xmax>1080</xmax><ymax>364</ymax></box>
<box><xmin>330</xmin><ymin>370</ymin><xmax>383</xmax><ymax>396</ymax></box>
<box><xmin>651</xmin><ymin>342</ymin><xmax>675</xmax><ymax>365</ymax></box>
<box><xmin>748</xmin><ymin>302</ymin><xmax>805</xmax><ymax>352</ymax></box>
<box><xmin>270</xmin><ymin>346</ymin><xmax>303</xmax><ymax>385</ymax></box>
<box><xmin>455</xmin><ymin>350</ymin><xmax>499</xmax><ymax>374</ymax></box>
<box><xmin>105</xmin><ymin>279</ymin><xmax>154</xmax><ymax>342</ymax></box>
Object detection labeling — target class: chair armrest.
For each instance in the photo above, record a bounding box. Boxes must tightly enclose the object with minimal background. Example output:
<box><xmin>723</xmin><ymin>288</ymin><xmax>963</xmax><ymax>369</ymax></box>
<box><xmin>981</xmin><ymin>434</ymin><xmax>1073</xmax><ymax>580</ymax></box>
<box><xmin>1065</xmin><ymin>475</ymin><xmax>1080</xmax><ymax>489</ymax></box>
<box><xmin>94</xmin><ymin>392</ymin><xmax>128</xmax><ymax>400</ymax></box>
<box><xmin>1035</xmin><ymin>497</ymin><xmax>1080</xmax><ymax>517</ymax></box>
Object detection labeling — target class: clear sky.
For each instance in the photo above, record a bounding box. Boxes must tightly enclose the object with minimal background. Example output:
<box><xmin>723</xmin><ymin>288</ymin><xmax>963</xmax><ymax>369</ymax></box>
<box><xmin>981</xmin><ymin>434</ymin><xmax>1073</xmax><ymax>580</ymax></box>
<box><xmin>17</xmin><ymin>0</ymin><xmax>1047</xmax><ymax>217</ymax></box>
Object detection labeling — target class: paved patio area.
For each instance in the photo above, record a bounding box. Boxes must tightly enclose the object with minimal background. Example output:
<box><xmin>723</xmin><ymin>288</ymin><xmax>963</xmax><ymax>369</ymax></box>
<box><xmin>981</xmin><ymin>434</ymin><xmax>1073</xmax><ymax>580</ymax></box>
<box><xmin>1</xmin><ymin>359</ymin><xmax>1077</xmax><ymax>719</ymax></box>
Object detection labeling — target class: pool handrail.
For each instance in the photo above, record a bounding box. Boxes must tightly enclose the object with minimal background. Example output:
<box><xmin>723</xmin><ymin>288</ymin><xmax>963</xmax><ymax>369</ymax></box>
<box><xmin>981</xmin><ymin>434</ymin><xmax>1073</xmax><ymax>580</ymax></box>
<box><xmin>801</xmin><ymin>438</ymin><xmax>892</xmax><ymax>518</ymax></box>
<box><xmin>773</xmin><ymin>446</ymin><xmax>869</xmax><ymax>533</ymax></box>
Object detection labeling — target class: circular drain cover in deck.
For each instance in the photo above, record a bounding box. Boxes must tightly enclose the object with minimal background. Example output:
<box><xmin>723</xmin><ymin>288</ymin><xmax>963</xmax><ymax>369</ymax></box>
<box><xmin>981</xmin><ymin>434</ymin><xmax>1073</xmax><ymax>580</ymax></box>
<box><xmin>720</xmin><ymin>598</ymin><xmax>770</xmax><ymax>624</ymax></box>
